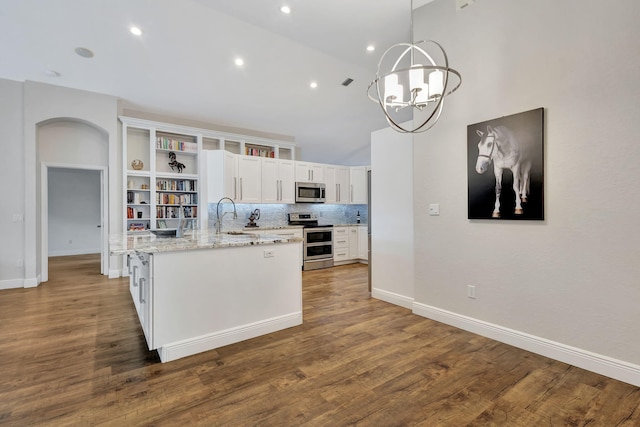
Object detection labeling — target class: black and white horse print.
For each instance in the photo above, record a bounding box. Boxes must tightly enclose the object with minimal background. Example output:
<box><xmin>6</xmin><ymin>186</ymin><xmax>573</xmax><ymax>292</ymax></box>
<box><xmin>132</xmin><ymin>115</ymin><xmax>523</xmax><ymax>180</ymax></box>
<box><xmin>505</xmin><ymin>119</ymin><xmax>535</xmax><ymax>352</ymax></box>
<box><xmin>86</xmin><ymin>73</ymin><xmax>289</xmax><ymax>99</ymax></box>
<box><xmin>475</xmin><ymin>125</ymin><xmax>532</xmax><ymax>218</ymax></box>
<box><xmin>168</xmin><ymin>151</ymin><xmax>186</xmax><ymax>173</ymax></box>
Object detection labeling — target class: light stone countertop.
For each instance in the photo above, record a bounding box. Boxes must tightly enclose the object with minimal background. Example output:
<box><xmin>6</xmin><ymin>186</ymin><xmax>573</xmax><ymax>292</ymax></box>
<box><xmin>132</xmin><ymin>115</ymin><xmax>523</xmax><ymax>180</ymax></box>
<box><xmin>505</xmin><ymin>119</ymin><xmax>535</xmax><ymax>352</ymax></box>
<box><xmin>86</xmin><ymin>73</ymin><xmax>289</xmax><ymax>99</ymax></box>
<box><xmin>109</xmin><ymin>230</ymin><xmax>302</xmax><ymax>255</ymax></box>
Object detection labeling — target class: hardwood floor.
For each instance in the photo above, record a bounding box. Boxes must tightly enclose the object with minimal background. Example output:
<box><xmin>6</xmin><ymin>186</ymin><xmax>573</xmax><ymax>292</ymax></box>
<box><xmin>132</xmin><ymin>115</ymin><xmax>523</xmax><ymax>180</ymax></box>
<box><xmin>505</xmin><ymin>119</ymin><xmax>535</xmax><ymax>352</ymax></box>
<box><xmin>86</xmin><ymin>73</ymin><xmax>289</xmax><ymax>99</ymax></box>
<box><xmin>1</xmin><ymin>254</ymin><xmax>639</xmax><ymax>426</ymax></box>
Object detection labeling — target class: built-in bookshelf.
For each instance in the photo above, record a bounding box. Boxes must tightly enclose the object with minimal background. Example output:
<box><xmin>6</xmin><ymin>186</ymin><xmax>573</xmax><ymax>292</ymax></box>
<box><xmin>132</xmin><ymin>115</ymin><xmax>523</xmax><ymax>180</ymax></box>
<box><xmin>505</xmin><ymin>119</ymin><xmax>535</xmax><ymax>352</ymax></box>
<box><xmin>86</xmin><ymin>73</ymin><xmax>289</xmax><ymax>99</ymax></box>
<box><xmin>121</xmin><ymin>117</ymin><xmax>202</xmax><ymax>234</ymax></box>
<box><xmin>120</xmin><ymin>116</ymin><xmax>297</xmax><ymax>233</ymax></box>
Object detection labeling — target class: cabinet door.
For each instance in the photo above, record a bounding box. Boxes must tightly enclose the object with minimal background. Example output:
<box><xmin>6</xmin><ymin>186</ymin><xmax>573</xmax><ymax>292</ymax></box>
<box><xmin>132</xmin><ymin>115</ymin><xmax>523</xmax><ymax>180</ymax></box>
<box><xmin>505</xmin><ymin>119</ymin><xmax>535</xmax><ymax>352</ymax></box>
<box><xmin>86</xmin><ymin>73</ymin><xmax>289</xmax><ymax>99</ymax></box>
<box><xmin>358</xmin><ymin>226</ymin><xmax>368</xmax><ymax>260</ymax></box>
<box><xmin>324</xmin><ymin>166</ymin><xmax>338</xmax><ymax>203</ymax></box>
<box><xmin>261</xmin><ymin>158</ymin><xmax>279</xmax><ymax>203</ymax></box>
<box><xmin>295</xmin><ymin>162</ymin><xmax>325</xmax><ymax>183</ymax></box>
<box><xmin>349</xmin><ymin>227</ymin><xmax>359</xmax><ymax>259</ymax></box>
<box><xmin>237</xmin><ymin>156</ymin><xmax>262</xmax><ymax>203</ymax></box>
<box><xmin>295</xmin><ymin>162</ymin><xmax>313</xmax><ymax>182</ymax></box>
<box><xmin>350</xmin><ymin>166</ymin><xmax>368</xmax><ymax>204</ymax></box>
<box><xmin>223</xmin><ymin>151</ymin><xmax>238</xmax><ymax>200</ymax></box>
<box><xmin>336</xmin><ymin>166</ymin><xmax>350</xmax><ymax>204</ymax></box>
<box><xmin>278</xmin><ymin>160</ymin><xmax>296</xmax><ymax>204</ymax></box>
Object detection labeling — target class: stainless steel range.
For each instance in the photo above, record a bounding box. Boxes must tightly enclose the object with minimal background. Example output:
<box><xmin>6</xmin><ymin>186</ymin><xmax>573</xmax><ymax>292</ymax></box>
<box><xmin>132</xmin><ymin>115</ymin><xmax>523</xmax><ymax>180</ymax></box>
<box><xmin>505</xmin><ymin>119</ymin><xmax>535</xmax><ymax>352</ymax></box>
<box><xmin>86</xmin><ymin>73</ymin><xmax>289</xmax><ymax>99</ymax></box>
<box><xmin>288</xmin><ymin>213</ymin><xmax>334</xmax><ymax>271</ymax></box>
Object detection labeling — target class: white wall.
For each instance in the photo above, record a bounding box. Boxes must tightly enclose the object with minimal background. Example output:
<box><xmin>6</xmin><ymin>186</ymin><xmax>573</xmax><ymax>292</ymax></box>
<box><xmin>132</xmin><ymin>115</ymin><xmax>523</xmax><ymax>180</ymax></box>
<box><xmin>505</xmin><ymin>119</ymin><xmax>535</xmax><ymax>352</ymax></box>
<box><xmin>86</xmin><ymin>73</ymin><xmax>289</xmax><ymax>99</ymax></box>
<box><xmin>48</xmin><ymin>168</ymin><xmax>101</xmax><ymax>256</ymax></box>
<box><xmin>371</xmin><ymin>125</ymin><xmax>414</xmax><ymax>308</ymax></box>
<box><xmin>407</xmin><ymin>0</ymin><xmax>640</xmax><ymax>384</ymax></box>
<box><xmin>21</xmin><ymin>81</ymin><xmax>118</xmax><ymax>285</ymax></box>
<box><xmin>0</xmin><ymin>79</ymin><xmax>25</xmax><ymax>289</ymax></box>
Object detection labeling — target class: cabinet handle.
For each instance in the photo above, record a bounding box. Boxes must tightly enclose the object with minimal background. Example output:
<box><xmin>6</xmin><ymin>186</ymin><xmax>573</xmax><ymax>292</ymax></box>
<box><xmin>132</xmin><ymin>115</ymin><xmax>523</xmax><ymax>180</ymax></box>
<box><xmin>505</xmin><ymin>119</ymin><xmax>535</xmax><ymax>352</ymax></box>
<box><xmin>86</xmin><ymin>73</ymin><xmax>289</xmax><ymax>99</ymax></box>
<box><xmin>139</xmin><ymin>278</ymin><xmax>145</xmax><ymax>303</ymax></box>
<box><xmin>336</xmin><ymin>184</ymin><xmax>340</xmax><ymax>202</ymax></box>
<box><xmin>132</xmin><ymin>265</ymin><xmax>138</xmax><ymax>286</ymax></box>
<box><xmin>240</xmin><ymin>177</ymin><xmax>243</xmax><ymax>200</ymax></box>
<box><xmin>277</xmin><ymin>180</ymin><xmax>281</xmax><ymax>201</ymax></box>
<box><xmin>233</xmin><ymin>177</ymin><xmax>237</xmax><ymax>199</ymax></box>
<box><xmin>351</xmin><ymin>184</ymin><xmax>354</xmax><ymax>203</ymax></box>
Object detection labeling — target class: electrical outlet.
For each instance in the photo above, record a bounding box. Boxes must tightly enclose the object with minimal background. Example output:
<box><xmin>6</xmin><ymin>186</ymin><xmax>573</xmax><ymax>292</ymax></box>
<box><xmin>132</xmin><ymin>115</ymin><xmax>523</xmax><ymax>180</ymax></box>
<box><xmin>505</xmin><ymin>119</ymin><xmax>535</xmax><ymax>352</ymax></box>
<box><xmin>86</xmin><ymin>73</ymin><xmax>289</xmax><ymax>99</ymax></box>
<box><xmin>429</xmin><ymin>204</ymin><xmax>440</xmax><ymax>216</ymax></box>
<box><xmin>12</xmin><ymin>214</ymin><xmax>23</xmax><ymax>222</ymax></box>
<box><xmin>467</xmin><ymin>285</ymin><xmax>476</xmax><ymax>299</ymax></box>
<box><xmin>264</xmin><ymin>250</ymin><xmax>275</xmax><ymax>258</ymax></box>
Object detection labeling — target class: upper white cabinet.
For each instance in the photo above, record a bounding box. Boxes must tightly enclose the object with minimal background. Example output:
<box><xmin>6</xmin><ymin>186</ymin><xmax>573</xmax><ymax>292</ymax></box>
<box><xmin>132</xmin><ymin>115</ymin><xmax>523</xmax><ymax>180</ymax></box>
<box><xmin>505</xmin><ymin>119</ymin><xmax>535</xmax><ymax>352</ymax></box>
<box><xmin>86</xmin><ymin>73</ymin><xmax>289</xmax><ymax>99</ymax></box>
<box><xmin>350</xmin><ymin>166</ymin><xmax>368</xmax><ymax>204</ymax></box>
<box><xmin>325</xmin><ymin>165</ymin><xmax>350</xmax><ymax>204</ymax></box>
<box><xmin>262</xmin><ymin>158</ymin><xmax>295</xmax><ymax>204</ymax></box>
<box><xmin>295</xmin><ymin>162</ymin><xmax>325</xmax><ymax>183</ymax></box>
<box><xmin>237</xmin><ymin>156</ymin><xmax>262</xmax><ymax>203</ymax></box>
<box><xmin>206</xmin><ymin>150</ymin><xmax>238</xmax><ymax>202</ymax></box>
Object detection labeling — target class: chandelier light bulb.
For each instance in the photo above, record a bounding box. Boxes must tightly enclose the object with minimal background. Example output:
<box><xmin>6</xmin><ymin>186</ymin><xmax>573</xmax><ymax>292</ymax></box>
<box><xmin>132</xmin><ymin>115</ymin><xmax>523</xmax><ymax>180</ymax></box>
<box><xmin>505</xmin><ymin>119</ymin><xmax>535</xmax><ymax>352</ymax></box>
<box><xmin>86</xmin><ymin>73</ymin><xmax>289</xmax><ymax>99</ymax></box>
<box><xmin>428</xmin><ymin>69</ymin><xmax>444</xmax><ymax>99</ymax></box>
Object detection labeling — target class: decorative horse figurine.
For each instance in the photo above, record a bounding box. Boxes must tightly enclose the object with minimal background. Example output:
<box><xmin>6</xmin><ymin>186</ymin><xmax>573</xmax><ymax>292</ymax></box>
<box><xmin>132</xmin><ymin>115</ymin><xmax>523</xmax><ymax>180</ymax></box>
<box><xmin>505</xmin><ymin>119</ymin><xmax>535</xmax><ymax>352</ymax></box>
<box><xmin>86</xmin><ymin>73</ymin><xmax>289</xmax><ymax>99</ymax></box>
<box><xmin>168</xmin><ymin>151</ymin><xmax>186</xmax><ymax>173</ymax></box>
<box><xmin>475</xmin><ymin>125</ymin><xmax>532</xmax><ymax>218</ymax></box>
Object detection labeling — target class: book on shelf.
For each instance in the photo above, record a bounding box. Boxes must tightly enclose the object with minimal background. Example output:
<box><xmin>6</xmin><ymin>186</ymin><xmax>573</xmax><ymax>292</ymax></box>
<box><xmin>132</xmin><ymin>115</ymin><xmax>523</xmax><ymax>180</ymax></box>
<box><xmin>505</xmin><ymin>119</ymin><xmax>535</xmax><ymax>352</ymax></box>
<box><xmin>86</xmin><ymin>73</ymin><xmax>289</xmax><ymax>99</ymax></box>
<box><xmin>156</xmin><ymin>136</ymin><xmax>197</xmax><ymax>153</ymax></box>
<box><xmin>245</xmin><ymin>146</ymin><xmax>275</xmax><ymax>158</ymax></box>
<box><xmin>156</xmin><ymin>179</ymin><xmax>197</xmax><ymax>192</ymax></box>
<box><xmin>129</xmin><ymin>222</ymin><xmax>146</xmax><ymax>231</ymax></box>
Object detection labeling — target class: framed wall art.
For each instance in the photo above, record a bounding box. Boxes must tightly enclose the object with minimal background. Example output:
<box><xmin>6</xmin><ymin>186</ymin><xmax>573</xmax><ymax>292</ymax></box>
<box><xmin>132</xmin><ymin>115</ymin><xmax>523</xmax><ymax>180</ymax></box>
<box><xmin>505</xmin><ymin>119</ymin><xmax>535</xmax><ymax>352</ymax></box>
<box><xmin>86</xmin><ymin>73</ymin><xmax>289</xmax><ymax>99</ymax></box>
<box><xmin>467</xmin><ymin>108</ymin><xmax>544</xmax><ymax>220</ymax></box>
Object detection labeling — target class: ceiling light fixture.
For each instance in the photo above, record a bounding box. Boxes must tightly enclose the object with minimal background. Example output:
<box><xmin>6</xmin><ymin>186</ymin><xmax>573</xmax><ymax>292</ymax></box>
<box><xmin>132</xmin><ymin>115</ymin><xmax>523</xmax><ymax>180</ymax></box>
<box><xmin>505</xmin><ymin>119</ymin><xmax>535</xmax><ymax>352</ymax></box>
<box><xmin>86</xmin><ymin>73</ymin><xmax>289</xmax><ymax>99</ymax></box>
<box><xmin>310</xmin><ymin>81</ymin><xmax>318</xmax><ymax>89</ymax></box>
<box><xmin>366</xmin><ymin>45</ymin><xmax>375</xmax><ymax>52</ymax></box>
<box><xmin>367</xmin><ymin>0</ymin><xmax>461</xmax><ymax>133</ymax></box>
<box><xmin>130</xmin><ymin>26</ymin><xmax>143</xmax><ymax>36</ymax></box>
<box><xmin>235</xmin><ymin>58</ymin><xmax>244</xmax><ymax>67</ymax></box>
<box><xmin>280</xmin><ymin>6</ymin><xmax>291</xmax><ymax>14</ymax></box>
<box><xmin>74</xmin><ymin>47</ymin><xmax>94</xmax><ymax>58</ymax></box>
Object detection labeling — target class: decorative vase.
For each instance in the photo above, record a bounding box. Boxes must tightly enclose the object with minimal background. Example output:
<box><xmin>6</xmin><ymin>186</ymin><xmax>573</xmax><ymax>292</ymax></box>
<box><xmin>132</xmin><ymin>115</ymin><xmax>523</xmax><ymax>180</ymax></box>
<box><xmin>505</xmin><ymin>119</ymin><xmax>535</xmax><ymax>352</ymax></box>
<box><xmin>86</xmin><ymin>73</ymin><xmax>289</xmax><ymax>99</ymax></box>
<box><xmin>131</xmin><ymin>159</ymin><xmax>144</xmax><ymax>170</ymax></box>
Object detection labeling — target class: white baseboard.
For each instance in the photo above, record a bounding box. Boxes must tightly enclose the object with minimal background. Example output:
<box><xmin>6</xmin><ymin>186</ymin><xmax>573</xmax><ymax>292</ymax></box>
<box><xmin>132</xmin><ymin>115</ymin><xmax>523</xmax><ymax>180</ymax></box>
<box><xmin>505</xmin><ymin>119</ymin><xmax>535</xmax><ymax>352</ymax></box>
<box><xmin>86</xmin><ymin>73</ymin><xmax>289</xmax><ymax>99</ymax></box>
<box><xmin>109</xmin><ymin>269</ymin><xmax>123</xmax><ymax>279</ymax></box>
<box><xmin>0</xmin><ymin>278</ymin><xmax>24</xmax><ymax>290</ymax></box>
<box><xmin>372</xmin><ymin>288</ymin><xmax>414</xmax><ymax>310</ymax></box>
<box><xmin>413</xmin><ymin>302</ymin><xmax>640</xmax><ymax>387</ymax></box>
<box><xmin>24</xmin><ymin>276</ymin><xmax>39</xmax><ymax>288</ymax></box>
<box><xmin>157</xmin><ymin>312</ymin><xmax>303</xmax><ymax>363</ymax></box>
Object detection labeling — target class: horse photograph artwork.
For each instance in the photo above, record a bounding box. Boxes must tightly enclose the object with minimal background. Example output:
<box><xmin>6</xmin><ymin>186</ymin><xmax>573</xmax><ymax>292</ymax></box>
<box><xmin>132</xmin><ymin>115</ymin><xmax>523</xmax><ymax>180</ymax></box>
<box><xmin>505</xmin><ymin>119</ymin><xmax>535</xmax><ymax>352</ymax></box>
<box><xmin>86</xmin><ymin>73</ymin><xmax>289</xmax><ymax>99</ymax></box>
<box><xmin>467</xmin><ymin>108</ymin><xmax>544</xmax><ymax>220</ymax></box>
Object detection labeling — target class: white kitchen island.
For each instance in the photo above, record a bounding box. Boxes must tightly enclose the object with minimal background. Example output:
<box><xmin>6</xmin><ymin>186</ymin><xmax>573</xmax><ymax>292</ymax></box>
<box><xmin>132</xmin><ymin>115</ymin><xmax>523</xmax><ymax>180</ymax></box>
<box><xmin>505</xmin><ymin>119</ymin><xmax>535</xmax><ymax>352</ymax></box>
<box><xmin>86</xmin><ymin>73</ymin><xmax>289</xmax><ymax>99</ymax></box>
<box><xmin>110</xmin><ymin>231</ymin><xmax>302</xmax><ymax>362</ymax></box>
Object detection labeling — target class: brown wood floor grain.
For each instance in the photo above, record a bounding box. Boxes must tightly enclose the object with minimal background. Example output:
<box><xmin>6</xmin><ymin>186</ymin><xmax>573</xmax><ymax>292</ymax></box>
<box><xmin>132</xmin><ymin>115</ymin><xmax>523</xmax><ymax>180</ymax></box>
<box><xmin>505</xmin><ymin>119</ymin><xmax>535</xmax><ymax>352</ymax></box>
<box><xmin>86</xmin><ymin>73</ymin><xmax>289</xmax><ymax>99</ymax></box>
<box><xmin>1</xmin><ymin>254</ymin><xmax>639</xmax><ymax>426</ymax></box>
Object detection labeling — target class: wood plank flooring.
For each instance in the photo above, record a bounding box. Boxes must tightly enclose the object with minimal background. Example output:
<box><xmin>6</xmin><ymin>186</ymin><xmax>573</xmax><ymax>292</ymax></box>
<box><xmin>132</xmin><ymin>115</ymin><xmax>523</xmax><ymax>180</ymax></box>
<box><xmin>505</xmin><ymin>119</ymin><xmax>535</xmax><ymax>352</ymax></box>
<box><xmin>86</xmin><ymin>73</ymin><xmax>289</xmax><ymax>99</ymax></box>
<box><xmin>1</xmin><ymin>254</ymin><xmax>639</xmax><ymax>426</ymax></box>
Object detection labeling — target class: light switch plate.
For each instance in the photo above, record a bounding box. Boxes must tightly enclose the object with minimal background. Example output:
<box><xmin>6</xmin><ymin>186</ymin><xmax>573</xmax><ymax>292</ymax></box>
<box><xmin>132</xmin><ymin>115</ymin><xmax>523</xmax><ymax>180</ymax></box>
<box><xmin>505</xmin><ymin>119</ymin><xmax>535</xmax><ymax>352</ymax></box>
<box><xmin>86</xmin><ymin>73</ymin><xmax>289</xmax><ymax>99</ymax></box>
<box><xmin>429</xmin><ymin>204</ymin><xmax>440</xmax><ymax>216</ymax></box>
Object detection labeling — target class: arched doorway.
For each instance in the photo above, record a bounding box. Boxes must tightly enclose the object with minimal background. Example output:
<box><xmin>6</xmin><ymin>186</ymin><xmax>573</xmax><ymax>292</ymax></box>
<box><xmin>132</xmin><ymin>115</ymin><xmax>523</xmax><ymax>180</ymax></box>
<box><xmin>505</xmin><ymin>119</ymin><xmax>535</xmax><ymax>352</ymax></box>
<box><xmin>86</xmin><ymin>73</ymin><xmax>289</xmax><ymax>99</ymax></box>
<box><xmin>37</xmin><ymin>118</ymin><xmax>109</xmax><ymax>282</ymax></box>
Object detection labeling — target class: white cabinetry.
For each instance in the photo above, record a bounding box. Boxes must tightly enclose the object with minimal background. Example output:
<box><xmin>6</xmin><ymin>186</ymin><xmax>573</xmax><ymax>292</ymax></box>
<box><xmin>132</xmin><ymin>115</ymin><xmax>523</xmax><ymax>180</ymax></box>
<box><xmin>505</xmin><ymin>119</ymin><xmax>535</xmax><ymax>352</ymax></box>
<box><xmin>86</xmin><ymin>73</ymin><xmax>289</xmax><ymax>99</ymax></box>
<box><xmin>333</xmin><ymin>226</ymin><xmax>350</xmax><ymax>262</ymax></box>
<box><xmin>295</xmin><ymin>162</ymin><xmax>325</xmax><ymax>183</ymax></box>
<box><xmin>350</xmin><ymin>166</ymin><xmax>368</xmax><ymax>204</ymax></box>
<box><xmin>128</xmin><ymin>252</ymin><xmax>154</xmax><ymax>349</ymax></box>
<box><xmin>325</xmin><ymin>165</ymin><xmax>350</xmax><ymax>204</ymax></box>
<box><xmin>358</xmin><ymin>225</ymin><xmax>368</xmax><ymax>260</ymax></box>
<box><xmin>237</xmin><ymin>156</ymin><xmax>262</xmax><ymax>203</ymax></box>
<box><xmin>262</xmin><ymin>158</ymin><xmax>295</xmax><ymax>204</ymax></box>
<box><xmin>333</xmin><ymin>225</ymin><xmax>368</xmax><ymax>265</ymax></box>
<box><xmin>206</xmin><ymin>151</ymin><xmax>262</xmax><ymax>203</ymax></box>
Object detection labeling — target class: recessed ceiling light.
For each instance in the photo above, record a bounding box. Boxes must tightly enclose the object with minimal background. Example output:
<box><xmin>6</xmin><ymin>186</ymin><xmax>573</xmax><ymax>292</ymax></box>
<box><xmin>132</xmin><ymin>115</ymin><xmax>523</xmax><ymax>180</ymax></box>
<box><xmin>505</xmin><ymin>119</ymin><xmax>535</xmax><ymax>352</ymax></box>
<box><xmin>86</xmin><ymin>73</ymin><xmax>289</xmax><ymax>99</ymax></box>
<box><xmin>366</xmin><ymin>45</ymin><xmax>375</xmax><ymax>52</ymax></box>
<box><xmin>310</xmin><ymin>81</ymin><xmax>318</xmax><ymax>89</ymax></box>
<box><xmin>235</xmin><ymin>58</ymin><xmax>244</xmax><ymax>67</ymax></box>
<box><xmin>74</xmin><ymin>47</ymin><xmax>94</xmax><ymax>58</ymax></box>
<box><xmin>280</xmin><ymin>6</ymin><xmax>291</xmax><ymax>14</ymax></box>
<box><xmin>130</xmin><ymin>26</ymin><xmax>143</xmax><ymax>36</ymax></box>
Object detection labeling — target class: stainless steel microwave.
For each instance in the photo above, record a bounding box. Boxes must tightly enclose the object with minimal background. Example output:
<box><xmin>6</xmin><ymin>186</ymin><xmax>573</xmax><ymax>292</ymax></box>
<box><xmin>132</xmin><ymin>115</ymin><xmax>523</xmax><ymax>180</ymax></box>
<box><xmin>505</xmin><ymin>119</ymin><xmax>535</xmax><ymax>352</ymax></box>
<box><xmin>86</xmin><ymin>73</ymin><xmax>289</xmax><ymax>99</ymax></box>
<box><xmin>295</xmin><ymin>182</ymin><xmax>326</xmax><ymax>203</ymax></box>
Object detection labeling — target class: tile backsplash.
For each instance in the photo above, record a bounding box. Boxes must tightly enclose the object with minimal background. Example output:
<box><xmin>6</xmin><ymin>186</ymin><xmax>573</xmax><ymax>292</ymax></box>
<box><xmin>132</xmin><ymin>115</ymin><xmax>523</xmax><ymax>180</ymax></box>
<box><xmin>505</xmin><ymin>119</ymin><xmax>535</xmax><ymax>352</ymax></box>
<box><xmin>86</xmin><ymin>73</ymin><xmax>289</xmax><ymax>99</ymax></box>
<box><xmin>208</xmin><ymin>203</ymin><xmax>368</xmax><ymax>229</ymax></box>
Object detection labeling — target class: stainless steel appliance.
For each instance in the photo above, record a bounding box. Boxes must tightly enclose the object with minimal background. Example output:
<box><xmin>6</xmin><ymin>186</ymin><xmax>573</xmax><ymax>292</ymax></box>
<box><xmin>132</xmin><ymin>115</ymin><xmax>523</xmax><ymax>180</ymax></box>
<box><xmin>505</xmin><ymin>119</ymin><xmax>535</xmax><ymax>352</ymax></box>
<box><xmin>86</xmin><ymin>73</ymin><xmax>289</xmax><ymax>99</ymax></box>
<box><xmin>295</xmin><ymin>182</ymin><xmax>326</xmax><ymax>203</ymax></box>
<box><xmin>288</xmin><ymin>213</ymin><xmax>334</xmax><ymax>270</ymax></box>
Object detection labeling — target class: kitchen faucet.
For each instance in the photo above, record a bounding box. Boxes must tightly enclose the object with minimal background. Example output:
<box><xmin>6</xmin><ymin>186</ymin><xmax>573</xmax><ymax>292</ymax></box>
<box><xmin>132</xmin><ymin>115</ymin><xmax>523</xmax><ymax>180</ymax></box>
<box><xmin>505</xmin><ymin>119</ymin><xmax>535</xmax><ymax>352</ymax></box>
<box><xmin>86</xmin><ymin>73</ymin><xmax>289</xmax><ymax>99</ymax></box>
<box><xmin>215</xmin><ymin>197</ymin><xmax>238</xmax><ymax>234</ymax></box>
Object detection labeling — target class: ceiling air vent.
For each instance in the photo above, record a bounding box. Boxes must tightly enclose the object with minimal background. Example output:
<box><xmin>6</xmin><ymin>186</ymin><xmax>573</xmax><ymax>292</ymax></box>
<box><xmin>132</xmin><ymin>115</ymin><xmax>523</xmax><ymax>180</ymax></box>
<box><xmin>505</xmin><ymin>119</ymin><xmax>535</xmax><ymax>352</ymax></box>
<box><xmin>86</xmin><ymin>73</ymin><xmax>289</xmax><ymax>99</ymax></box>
<box><xmin>341</xmin><ymin>78</ymin><xmax>354</xmax><ymax>87</ymax></box>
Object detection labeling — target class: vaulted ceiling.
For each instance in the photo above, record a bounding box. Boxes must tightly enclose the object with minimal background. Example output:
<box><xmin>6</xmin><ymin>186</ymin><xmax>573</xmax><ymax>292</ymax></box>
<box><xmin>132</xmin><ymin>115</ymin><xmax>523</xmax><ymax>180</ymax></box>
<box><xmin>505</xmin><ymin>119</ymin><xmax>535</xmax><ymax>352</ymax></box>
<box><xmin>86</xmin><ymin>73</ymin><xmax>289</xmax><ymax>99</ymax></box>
<box><xmin>0</xmin><ymin>0</ymin><xmax>434</xmax><ymax>165</ymax></box>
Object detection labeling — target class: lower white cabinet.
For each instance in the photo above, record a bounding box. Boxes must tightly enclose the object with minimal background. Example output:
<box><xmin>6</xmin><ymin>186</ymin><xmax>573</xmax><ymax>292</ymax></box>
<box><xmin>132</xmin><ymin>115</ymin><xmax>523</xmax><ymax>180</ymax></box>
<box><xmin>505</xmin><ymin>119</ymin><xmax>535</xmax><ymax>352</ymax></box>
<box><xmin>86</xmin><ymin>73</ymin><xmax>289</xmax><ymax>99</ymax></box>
<box><xmin>128</xmin><ymin>252</ymin><xmax>154</xmax><ymax>349</ymax></box>
<box><xmin>358</xmin><ymin>225</ymin><xmax>368</xmax><ymax>260</ymax></box>
<box><xmin>333</xmin><ymin>225</ymin><xmax>368</xmax><ymax>264</ymax></box>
